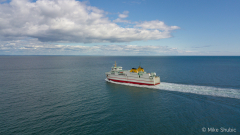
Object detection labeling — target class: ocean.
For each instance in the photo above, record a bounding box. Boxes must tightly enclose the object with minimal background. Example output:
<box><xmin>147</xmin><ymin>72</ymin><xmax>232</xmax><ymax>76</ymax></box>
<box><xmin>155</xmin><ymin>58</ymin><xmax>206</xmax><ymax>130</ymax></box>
<box><xmin>0</xmin><ymin>56</ymin><xmax>239</xmax><ymax>134</ymax></box>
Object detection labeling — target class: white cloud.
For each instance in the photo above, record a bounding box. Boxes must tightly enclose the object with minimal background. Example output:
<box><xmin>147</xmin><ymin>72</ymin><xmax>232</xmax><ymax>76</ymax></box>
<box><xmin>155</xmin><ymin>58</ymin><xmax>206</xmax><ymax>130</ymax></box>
<box><xmin>135</xmin><ymin>20</ymin><xmax>180</xmax><ymax>31</ymax></box>
<box><xmin>0</xmin><ymin>0</ymin><xmax>180</xmax><ymax>43</ymax></box>
<box><xmin>0</xmin><ymin>39</ymin><xmax>193</xmax><ymax>55</ymax></box>
<box><xmin>113</xmin><ymin>18</ymin><xmax>130</xmax><ymax>23</ymax></box>
<box><xmin>2</xmin><ymin>39</ymin><xmax>238</xmax><ymax>55</ymax></box>
<box><xmin>119</xmin><ymin>11</ymin><xmax>129</xmax><ymax>18</ymax></box>
<box><xmin>113</xmin><ymin>11</ymin><xmax>130</xmax><ymax>23</ymax></box>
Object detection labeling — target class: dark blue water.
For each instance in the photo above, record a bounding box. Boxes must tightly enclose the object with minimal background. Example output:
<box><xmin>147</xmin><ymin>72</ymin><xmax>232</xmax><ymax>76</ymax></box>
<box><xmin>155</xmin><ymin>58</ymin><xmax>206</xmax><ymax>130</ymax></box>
<box><xmin>0</xmin><ymin>56</ymin><xmax>240</xmax><ymax>134</ymax></box>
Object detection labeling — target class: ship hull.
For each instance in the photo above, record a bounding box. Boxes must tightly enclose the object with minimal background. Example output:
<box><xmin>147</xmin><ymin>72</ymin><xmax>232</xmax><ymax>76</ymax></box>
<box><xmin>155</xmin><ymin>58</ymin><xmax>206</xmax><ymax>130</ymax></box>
<box><xmin>107</xmin><ymin>75</ymin><xmax>160</xmax><ymax>86</ymax></box>
<box><xmin>107</xmin><ymin>78</ymin><xmax>160</xmax><ymax>86</ymax></box>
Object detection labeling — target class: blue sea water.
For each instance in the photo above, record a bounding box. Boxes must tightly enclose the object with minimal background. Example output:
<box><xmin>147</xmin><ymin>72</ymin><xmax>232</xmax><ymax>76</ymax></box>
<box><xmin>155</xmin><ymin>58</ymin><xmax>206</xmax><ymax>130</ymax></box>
<box><xmin>0</xmin><ymin>56</ymin><xmax>240</xmax><ymax>134</ymax></box>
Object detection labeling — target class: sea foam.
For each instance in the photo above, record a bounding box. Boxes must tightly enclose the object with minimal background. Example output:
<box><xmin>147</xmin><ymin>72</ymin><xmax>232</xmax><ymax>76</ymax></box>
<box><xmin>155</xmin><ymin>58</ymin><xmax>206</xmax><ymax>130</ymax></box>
<box><xmin>105</xmin><ymin>79</ymin><xmax>240</xmax><ymax>99</ymax></box>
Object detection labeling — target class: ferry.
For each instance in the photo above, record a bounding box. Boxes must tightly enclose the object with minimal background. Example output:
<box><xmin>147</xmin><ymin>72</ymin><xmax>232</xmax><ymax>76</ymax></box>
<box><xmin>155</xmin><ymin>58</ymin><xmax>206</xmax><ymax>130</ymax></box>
<box><xmin>105</xmin><ymin>62</ymin><xmax>160</xmax><ymax>86</ymax></box>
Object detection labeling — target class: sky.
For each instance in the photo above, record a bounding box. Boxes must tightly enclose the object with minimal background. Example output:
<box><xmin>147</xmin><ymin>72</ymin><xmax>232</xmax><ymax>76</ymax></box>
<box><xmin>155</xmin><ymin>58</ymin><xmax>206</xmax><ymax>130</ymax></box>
<box><xmin>0</xmin><ymin>0</ymin><xmax>239</xmax><ymax>55</ymax></box>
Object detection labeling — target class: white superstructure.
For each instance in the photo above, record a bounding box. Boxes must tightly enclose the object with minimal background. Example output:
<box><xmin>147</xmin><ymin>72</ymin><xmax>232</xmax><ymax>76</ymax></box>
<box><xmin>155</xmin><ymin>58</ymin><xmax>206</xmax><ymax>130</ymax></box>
<box><xmin>105</xmin><ymin>62</ymin><xmax>160</xmax><ymax>86</ymax></box>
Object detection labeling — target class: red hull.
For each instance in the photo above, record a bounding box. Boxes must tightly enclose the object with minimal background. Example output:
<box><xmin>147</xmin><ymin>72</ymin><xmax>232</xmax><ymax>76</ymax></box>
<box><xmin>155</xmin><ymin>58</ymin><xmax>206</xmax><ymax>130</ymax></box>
<box><xmin>108</xmin><ymin>78</ymin><xmax>160</xmax><ymax>86</ymax></box>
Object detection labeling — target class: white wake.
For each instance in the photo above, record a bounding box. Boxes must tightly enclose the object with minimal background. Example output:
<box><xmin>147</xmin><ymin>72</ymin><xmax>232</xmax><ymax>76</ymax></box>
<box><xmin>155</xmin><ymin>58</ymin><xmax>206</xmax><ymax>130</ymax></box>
<box><xmin>105</xmin><ymin>79</ymin><xmax>240</xmax><ymax>99</ymax></box>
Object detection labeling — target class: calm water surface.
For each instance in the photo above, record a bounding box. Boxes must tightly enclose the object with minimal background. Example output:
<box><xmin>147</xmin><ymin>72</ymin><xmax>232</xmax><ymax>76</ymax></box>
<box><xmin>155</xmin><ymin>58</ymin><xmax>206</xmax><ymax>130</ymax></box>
<box><xmin>0</xmin><ymin>56</ymin><xmax>240</xmax><ymax>134</ymax></box>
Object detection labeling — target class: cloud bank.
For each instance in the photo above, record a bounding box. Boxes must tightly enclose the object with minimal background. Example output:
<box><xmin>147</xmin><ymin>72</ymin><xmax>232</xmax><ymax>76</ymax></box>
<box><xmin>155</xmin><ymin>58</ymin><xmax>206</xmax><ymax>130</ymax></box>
<box><xmin>0</xmin><ymin>39</ymin><xmax>192</xmax><ymax>55</ymax></box>
<box><xmin>0</xmin><ymin>0</ymin><xmax>180</xmax><ymax>43</ymax></box>
<box><xmin>2</xmin><ymin>39</ymin><xmax>237</xmax><ymax>56</ymax></box>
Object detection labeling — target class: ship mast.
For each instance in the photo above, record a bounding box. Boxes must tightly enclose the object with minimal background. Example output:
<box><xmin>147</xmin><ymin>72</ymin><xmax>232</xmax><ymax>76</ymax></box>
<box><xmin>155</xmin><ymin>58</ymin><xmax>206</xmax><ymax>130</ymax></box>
<box><xmin>115</xmin><ymin>61</ymin><xmax>117</xmax><ymax>67</ymax></box>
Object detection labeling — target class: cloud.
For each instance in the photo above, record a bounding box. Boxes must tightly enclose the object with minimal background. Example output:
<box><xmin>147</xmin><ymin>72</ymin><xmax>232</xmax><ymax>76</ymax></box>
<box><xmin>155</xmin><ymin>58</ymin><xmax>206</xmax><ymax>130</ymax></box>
<box><xmin>113</xmin><ymin>11</ymin><xmax>130</xmax><ymax>23</ymax></box>
<box><xmin>119</xmin><ymin>11</ymin><xmax>129</xmax><ymax>18</ymax></box>
<box><xmin>191</xmin><ymin>45</ymin><xmax>211</xmax><ymax>48</ymax></box>
<box><xmin>96</xmin><ymin>44</ymin><xmax>180</xmax><ymax>55</ymax></box>
<box><xmin>0</xmin><ymin>0</ymin><xmax>180</xmax><ymax>43</ymax></box>
<box><xmin>112</xmin><ymin>18</ymin><xmax>130</xmax><ymax>23</ymax></box>
<box><xmin>3</xmin><ymin>39</ymin><xmax>237</xmax><ymax>55</ymax></box>
<box><xmin>135</xmin><ymin>20</ymin><xmax>180</xmax><ymax>31</ymax></box>
<box><xmin>0</xmin><ymin>39</ymin><xmax>192</xmax><ymax>55</ymax></box>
